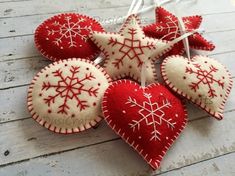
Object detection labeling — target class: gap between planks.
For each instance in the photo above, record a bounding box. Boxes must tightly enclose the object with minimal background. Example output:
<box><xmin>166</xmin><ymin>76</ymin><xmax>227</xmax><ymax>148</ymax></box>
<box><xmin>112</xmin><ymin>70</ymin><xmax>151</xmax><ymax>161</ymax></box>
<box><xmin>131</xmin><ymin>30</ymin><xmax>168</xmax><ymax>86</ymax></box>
<box><xmin>1</xmin><ymin>0</ymin><xmax>235</xmax><ymax>19</ymax></box>
<box><xmin>0</xmin><ymin>6</ymin><xmax>235</xmax><ymax>39</ymax></box>
<box><xmin>155</xmin><ymin>151</ymin><xmax>235</xmax><ymax>176</ymax></box>
<box><xmin>0</xmin><ymin>111</ymin><xmax>234</xmax><ymax>175</ymax></box>
<box><xmin>0</xmin><ymin>106</ymin><xmax>234</xmax><ymax>167</ymax></box>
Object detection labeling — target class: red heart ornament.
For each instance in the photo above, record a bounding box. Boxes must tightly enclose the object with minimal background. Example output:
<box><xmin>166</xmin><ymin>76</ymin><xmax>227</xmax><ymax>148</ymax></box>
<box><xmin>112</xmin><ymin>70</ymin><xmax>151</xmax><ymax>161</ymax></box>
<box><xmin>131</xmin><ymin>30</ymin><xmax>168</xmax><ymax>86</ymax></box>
<box><xmin>35</xmin><ymin>13</ymin><xmax>104</xmax><ymax>61</ymax></box>
<box><xmin>161</xmin><ymin>55</ymin><xmax>233</xmax><ymax>120</ymax></box>
<box><xmin>102</xmin><ymin>80</ymin><xmax>187</xmax><ymax>169</ymax></box>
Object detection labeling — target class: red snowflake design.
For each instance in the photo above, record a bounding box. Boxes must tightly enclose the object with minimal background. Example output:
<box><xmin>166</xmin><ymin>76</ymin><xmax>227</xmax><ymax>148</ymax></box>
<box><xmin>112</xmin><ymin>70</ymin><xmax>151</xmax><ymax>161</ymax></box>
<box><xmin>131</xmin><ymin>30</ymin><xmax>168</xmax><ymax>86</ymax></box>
<box><xmin>186</xmin><ymin>64</ymin><xmax>224</xmax><ymax>98</ymax></box>
<box><xmin>108</xmin><ymin>28</ymin><xmax>156</xmax><ymax>69</ymax></box>
<box><xmin>42</xmin><ymin>66</ymin><xmax>99</xmax><ymax>114</ymax></box>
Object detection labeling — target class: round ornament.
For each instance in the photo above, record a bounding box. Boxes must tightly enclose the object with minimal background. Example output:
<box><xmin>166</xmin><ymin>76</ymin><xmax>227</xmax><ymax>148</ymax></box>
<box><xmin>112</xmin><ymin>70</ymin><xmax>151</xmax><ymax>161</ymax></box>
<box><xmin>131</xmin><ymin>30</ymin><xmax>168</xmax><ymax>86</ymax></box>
<box><xmin>35</xmin><ymin>13</ymin><xmax>104</xmax><ymax>61</ymax></box>
<box><xmin>27</xmin><ymin>58</ymin><xmax>111</xmax><ymax>133</ymax></box>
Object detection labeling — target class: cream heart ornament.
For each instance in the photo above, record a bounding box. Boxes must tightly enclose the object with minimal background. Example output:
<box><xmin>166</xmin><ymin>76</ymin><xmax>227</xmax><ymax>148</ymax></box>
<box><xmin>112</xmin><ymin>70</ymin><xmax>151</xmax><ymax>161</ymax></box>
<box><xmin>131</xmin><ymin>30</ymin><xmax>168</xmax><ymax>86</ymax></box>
<box><xmin>161</xmin><ymin>55</ymin><xmax>233</xmax><ymax>119</ymax></box>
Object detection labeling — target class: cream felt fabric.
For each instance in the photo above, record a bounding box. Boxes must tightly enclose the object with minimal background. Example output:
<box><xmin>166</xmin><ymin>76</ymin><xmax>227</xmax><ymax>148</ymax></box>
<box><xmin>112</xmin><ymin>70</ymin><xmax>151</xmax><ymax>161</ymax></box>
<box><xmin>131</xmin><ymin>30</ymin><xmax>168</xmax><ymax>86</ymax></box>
<box><xmin>90</xmin><ymin>14</ymin><xmax>172</xmax><ymax>84</ymax></box>
<box><xmin>161</xmin><ymin>55</ymin><xmax>233</xmax><ymax>119</ymax></box>
<box><xmin>27</xmin><ymin>58</ymin><xmax>111</xmax><ymax>133</ymax></box>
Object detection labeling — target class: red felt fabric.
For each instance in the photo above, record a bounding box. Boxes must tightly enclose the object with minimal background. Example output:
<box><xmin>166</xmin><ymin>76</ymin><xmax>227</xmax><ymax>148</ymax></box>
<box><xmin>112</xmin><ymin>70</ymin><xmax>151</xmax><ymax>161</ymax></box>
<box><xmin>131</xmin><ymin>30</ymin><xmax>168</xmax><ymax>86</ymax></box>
<box><xmin>102</xmin><ymin>80</ymin><xmax>187</xmax><ymax>169</ymax></box>
<box><xmin>143</xmin><ymin>7</ymin><xmax>215</xmax><ymax>56</ymax></box>
<box><xmin>35</xmin><ymin>13</ymin><xmax>104</xmax><ymax>61</ymax></box>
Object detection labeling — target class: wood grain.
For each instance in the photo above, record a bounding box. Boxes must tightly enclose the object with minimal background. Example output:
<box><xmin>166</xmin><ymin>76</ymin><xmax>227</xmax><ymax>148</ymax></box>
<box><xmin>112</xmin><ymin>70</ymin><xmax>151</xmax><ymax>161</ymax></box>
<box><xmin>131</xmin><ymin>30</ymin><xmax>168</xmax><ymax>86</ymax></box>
<box><xmin>0</xmin><ymin>111</ymin><xmax>234</xmax><ymax>175</ymax></box>
<box><xmin>0</xmin><ymin>0</ymin><xmax>235</xmax><ymax>175</ymax></box>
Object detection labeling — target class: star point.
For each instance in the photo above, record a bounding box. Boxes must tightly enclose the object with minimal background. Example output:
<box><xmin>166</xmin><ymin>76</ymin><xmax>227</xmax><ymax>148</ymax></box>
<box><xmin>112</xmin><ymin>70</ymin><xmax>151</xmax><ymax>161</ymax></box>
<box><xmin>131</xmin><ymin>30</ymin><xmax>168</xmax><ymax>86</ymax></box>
<box><xmin>144</xmin><ymin>7</ymin><xmax>215</xmax><ymax>56</ymax></box>
<box><xmin>90</xmin><ymin>14</ymin><xmax>172</xmax><ymax>84</ymax></box>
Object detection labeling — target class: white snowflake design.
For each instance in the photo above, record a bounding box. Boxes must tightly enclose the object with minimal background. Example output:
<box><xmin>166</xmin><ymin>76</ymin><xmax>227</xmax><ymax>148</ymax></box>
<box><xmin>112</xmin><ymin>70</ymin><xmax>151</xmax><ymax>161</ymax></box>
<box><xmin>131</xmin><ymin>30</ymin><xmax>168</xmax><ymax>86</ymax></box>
<box><xmin>126</xmin><ymin>93</ymin><xmax>176</xmax><ymax>141</ymax></box>
<box><xmin>47</xmin><ymin>16</ymin><xmax>92</xmax><ymax>48</ymax></box>
<box><xmin>156</xmin><ymin>16</ymin><xmax>192</xmax><ymax>40</ymax></box>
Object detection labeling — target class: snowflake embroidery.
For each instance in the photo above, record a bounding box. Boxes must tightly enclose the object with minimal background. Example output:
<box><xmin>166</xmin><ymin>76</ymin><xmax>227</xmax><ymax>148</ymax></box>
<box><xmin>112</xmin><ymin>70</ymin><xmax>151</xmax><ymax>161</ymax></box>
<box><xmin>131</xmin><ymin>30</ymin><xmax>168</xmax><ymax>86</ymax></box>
<box><xmin>42</xmin><ymin>66</ymin><xmax>99</xmax><ymax>114</ymax></box>
<box><xmin>126</xmin><ymin>93</ymin><xmax>176</xmax><ymax>141</ymax></box>
<box><xmin>108</xmin><ymin>28</ymin><xmax>156</xmax><ymax>69</ymax></box>
<box><xmin>48</xmin><ymin>16</ymin><xmax>92</xmax><ymax>48</ymax></box>
<box><xmin>186</xmin><ymin>64</ymin><xmax>224</xmax><ymax>98</ymax></box>
<box><xmin>156</xmin><ymin>16</ymin><xmax>192</xmax><ymax>40</ymax></box>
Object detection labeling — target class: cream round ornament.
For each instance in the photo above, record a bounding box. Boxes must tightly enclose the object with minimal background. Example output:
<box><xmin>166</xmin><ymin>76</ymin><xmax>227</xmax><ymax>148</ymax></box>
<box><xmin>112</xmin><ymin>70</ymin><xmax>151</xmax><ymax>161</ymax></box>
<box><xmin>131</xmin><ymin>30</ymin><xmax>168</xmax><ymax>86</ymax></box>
<box><xmin>27</xmin><ymin>58</ymin><xmax>111</xmax><ymax>133</ymax></box>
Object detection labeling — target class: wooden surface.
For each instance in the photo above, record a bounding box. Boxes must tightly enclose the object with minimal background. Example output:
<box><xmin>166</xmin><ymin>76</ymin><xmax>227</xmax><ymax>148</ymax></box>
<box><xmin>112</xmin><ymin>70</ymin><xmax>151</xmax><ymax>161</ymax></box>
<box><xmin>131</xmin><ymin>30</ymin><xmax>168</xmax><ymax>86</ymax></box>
<box><xmin>0</xmin><ymin>0</ymin><xmax>235</xmax><ymax>175</ymax></box>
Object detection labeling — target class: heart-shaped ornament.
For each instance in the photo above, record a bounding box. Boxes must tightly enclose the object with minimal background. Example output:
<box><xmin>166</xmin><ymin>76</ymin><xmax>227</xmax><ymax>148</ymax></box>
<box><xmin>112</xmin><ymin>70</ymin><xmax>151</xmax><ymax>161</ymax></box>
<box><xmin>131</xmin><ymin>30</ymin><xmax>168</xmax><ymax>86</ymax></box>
<box><xmin>102</xmin><ymin>80</ymin><xmax>187</xmax><ymax>169</ymax></box>
<box><xmin>161</xmin><ymin>55</ymin><xmax>233</xmax><ymax>120</ymax></box>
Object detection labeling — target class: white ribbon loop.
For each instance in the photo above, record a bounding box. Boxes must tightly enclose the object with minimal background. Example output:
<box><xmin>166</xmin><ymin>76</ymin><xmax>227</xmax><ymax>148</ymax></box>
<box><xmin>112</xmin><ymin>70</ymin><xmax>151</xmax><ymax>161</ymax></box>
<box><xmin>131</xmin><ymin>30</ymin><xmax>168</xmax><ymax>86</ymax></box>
<box><xmin>174</xmin><ymin>5</ymin><xmax>191</xmax><ymax>59</ymax></box>
<box><xmin>140</xmin><ymin>31</ymin><xmax>196</xmax><ymax>88</ymax></box>
<box><xmin>103</xmin><ymin>0</ymin><xmax>173</xmax><ymax>26</ymax></box>
<box><xmin>127</xmin><ymin>0</ymin><xmax>144</xmax><ymax>16</ymax></box>
<box><xmin>156</xmin><ymin>31</ymin><xmax>196</xmax><ymax>55</ymax></box>
<box><xmin>141</xmin><ymin>62</ymin><xmax>147</xmax><ymax>88</ymax></box>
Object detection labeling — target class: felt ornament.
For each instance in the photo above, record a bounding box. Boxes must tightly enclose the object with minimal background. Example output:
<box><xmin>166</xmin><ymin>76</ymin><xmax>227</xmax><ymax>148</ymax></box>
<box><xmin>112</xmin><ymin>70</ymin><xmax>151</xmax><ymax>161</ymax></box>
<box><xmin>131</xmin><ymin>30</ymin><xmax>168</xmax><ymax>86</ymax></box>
<box><xmin>35</xmin><ymin>13</ymin><xmax>104</xmax><ymax>61</ymax></box>
<box><xmin>90</xmin><ymin>14</ymin><xmax>173</xmax><ymax>84</ymax></box>
<box><xmin>27</xmin><ymin>58</ymin><xmax>111</xmax><ymax>133</ymax></box>
<box><xmin>102</xmin><ymin>80</ymin><xmax>187</xmax><ymax>169</ymax></box>
<box><xmin>161</xmin><ymin>55</ymin><xmax>233</xmax><ymax>120</ymax></box>
<box><xmin>143</xmin><ymin>7</ymin><xmax>215</xmax><ymax>56</ymax></box>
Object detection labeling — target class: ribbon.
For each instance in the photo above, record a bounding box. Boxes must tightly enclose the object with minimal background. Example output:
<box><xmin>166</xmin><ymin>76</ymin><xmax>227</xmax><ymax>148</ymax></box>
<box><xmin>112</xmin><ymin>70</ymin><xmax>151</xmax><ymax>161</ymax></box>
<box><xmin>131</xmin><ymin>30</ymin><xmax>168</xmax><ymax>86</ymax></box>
<box><xmin>140</xmin><ymin>31</ymin><xmax>197</xmax><ymax>87</ymax></box>
<box><xmin>102</xmin><ymin>0</ymin><xmax>173</xmax><ymax>25</ymax></box>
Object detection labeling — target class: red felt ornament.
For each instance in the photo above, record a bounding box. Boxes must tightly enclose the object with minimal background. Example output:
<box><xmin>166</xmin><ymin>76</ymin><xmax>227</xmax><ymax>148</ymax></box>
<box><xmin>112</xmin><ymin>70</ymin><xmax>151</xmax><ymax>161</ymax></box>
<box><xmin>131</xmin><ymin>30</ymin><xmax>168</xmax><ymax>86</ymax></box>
<box><xmin>102</xmin><ymin>80</ymin><xmax>187</xmax><ymax>169</ymax></box>
<box><xmin>35</xmin><ymin>13</ymin><xmax>104</xmax><ymax>61</ymax></box>
<box><xmin>144</xmin><ymin>7</ymin><xmax>215</xmax><ymax>56</ymax></box>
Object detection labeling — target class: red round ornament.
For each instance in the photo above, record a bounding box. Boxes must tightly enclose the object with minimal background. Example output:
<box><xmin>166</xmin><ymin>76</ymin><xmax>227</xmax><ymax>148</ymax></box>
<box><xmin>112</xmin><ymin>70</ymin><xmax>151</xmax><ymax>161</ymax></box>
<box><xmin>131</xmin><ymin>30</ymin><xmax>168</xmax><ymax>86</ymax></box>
<box><xmin>35</xmin><ymin>13</ymin><xmax>104</xmax><ymax>61</ymax></box>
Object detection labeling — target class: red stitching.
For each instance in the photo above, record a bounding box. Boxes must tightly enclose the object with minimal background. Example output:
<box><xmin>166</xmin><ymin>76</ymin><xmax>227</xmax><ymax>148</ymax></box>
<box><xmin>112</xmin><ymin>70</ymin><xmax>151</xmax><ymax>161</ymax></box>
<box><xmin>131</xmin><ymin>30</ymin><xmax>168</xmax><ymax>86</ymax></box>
<box><xmin>161</xmin><ymin>55</ymin><xmax>233</xmax><ymax>120</ymax></box>
<box><xmin>27</xmin><ymin>58</ymin><xmax>111</xmax><ymax>134</ymax></box>
<box><xmin>101</xmin><ymin>80</ymin><xmax>187</xmax><ymax>169</ymax></box>
<box><xmin>90</xmin><ymin>14</ymin><xmax>171</xmax><ymax>84</ymax></box>
<box><xmin>34</xmin><ymin>13</ymin><xmax>104</xmax><ymax>62</ymax></box>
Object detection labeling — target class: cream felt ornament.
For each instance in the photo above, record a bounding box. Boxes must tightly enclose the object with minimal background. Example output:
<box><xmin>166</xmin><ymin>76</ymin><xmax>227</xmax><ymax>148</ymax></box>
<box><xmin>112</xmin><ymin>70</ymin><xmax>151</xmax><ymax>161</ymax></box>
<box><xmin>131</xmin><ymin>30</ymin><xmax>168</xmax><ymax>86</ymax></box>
<box><xmin>161</xmin><ymin>15</ymin><xmax>233</xmax><ymax>120</ymax></box>
<box><xmin>34</xmin><ymin>13</ymin><xmax>104</xmax><ymax>61</ymax></box>
<box><xmin>161</xmin><ymin>55</ymin><xmax>233</xmax><ymax>120</ymax></box>
<box><xmin>90</xmin><ymin>14</ymin><xmax>173</xmax><ymax>84</ymax></box>
<box><xmin>27</xmin><ymin>58</ymin><xmax>111</xmax><ymax>133</ymax></box>
<box><xmin>102</xmin><ymin>80</ymin><xmax>187</xmax><ymax>169</ymax></box>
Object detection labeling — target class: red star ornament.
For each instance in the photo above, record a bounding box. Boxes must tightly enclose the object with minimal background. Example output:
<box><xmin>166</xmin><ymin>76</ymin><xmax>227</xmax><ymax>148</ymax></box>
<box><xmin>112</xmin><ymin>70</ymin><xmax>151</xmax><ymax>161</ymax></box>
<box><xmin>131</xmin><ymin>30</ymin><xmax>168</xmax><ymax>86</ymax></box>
<box><xmin>102</xmin><ymin>80</ymin><xmax>187</xmax><ymax>169</ymax></box>
<box><xmin>161</xmin><ymin>55</ymin><xmax>233</xmax><ymax>120</ymax></box>
<box><xmin>90</xmin><ymin>14</ymin><xmax>172</xmax><ymax>84</ymax></box>
<box><xmin>144</xmin><ymin>7</ymin><xmax>215</xmax><ymax>56</ymax></box>
<box><xmin>27</xmin><ymin>58</ymin><xmax>111</xmax><ymax>133</ymax></box>
<box><xmin>35</xmin><ymin>13</ymin><xmax>104</xmax><ymax>61</ymax></box>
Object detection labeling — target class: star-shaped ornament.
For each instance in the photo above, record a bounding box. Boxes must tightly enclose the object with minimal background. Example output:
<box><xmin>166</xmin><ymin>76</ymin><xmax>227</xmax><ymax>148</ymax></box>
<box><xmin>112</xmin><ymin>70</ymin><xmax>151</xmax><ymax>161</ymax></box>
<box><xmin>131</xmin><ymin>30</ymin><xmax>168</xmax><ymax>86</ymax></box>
<box><xmin>144</xmin><ymin>7</ymin><xmax>215</xmax><ymax>56</ymax></box>
<box><xmin>90</xmin><ymin>14</ymin><xmax>172</xmax><ymax>84</ymax></box>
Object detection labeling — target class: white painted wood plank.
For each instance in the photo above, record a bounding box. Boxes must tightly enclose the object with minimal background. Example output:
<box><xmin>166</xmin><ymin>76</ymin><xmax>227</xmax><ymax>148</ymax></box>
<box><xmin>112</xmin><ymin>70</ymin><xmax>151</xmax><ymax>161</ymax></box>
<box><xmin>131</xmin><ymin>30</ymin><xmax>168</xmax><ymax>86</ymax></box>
<box><xmin>0</xmin><ymin>56</ymin><xmax>50</xmax><ymax>89</ymax></box>
<box><xmin>0</xmin><ymin>0</ymin><xmax>31</xmax><ymax>3</ymax></box>
<box><xmin>1</xmin><ymin>7</ymin><xmax>235</xmax><ymax>39</ymax></box>
<box><xmin>0</xmin><ymin>0</ymin><xmax>138</xmax><ymax>18</ymax></box>
<box><xmin>0</xmin><ymin>6</ymin><xmax>130</xmax><ymax>38</ymax></box>
<box><xmin>0</xmin><ymin>111</ymin><xmax>234</xmax><ymax>175</ymax></box>
<box><xmin>1</xmin><ymin>0</ymin><xmax>235</xmax><ymax>19</ymax></box>
<box><xmin>158</xmin><ymin>153</ymin><xmax>235</xmax><ymax>176</ymax></box>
